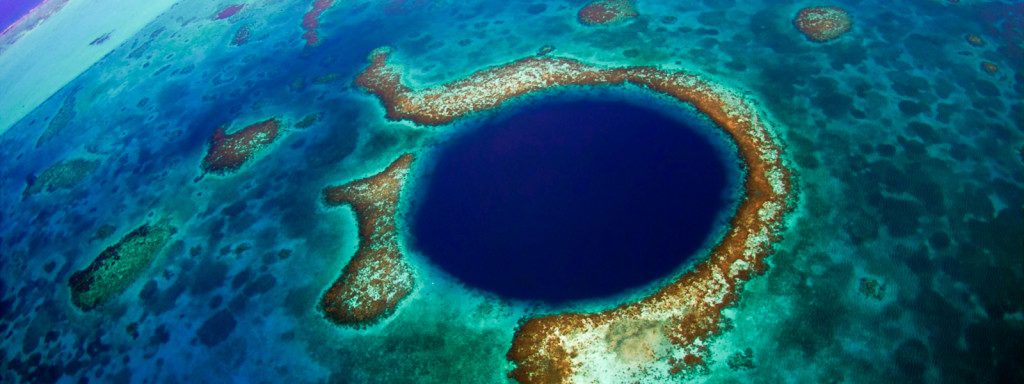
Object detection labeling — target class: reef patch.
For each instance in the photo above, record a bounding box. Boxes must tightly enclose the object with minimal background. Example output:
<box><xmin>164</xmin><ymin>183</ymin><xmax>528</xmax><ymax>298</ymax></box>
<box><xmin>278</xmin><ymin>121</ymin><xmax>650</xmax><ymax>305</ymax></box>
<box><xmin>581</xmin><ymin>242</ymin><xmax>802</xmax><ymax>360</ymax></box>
<box><xmin>794</xmin><ymin>6</ymin><xmax>852</xmax><ymax>42</ymax></box>
<box><xmin>23</xmin><ymin>158</ymin><xmax>99</xmax><ymax>199</ymax></box>
<box><xmin>200</xmin><ymin>117</ymin><xmax>282</xmax><ymax>176</ymax></box>
<box><xmin>577</xmin><ymin>0</ymin><xmax>638</xmax><ymax>26</ymax></box>
<box><xmin>302</xmin><ymin>0</ymin><xmax>334</xmax><ymax>47</ymax></box>
<box><xmin>215</xmin><ymin>4</ymin><xmax>244</xmax><ymax>20</ymax></box>
<box><xmin>69</xmin><ymin>218</ymin><xmax>177</xmax><ymax>311</ymax></box>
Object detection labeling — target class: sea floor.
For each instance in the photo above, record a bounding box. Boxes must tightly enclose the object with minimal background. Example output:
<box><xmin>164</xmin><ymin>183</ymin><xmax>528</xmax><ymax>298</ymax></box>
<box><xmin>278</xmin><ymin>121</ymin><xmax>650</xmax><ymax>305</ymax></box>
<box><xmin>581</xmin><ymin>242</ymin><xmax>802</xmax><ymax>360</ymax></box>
<box><xmin>0</xmin><ymin>0</ymin><xmax>1021</xmax><ymax>383</ymax></box>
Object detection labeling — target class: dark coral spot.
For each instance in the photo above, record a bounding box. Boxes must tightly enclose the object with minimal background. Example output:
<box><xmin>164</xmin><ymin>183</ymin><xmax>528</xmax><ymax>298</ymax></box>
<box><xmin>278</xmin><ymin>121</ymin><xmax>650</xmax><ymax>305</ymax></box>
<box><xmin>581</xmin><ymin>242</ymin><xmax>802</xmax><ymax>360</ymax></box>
<box><xmin>197</xmin><ymin>310</ymin><xmax>236</xmax><ymax>347</ymax></box>
<box><xmin>928</xmin><ymin>232</ymin><xmax>951</xmax><ymax>250</ymax></box>
<box><xmin>898</xmin><ymin>100</ymin><xmax>926</xmax><ymax>116</ymax></box>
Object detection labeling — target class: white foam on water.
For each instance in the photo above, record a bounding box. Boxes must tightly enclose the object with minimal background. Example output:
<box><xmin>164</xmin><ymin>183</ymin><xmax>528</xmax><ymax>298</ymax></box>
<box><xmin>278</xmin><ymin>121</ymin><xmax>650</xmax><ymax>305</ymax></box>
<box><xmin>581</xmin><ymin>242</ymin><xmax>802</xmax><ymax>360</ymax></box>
<box><xmin>0</xmin><ymin>0</ymin><xmax>179</xmax><ymax>135</ymax></box>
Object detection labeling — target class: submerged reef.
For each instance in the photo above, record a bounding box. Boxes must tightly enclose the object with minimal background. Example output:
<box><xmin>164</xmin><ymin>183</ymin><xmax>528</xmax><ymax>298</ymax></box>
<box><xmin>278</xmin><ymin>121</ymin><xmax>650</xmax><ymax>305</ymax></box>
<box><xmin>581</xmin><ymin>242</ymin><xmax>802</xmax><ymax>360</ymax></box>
<box><xmin>200</xmin><ymin>118</ymin><xmax>282</xmax><ymax>176</ymax></box>
<box><xmin>965</xmin><ymin>34</ymin><xmax>985</xmax><ymax>47</ymax></box>
<box><xmin>36</xmin><ymin>86</ymin><xmax>80</xmax><ymax>147</ymax></box>
<box><xmin>22</xmin><ymin>158</ymin><xmax>99</xmax><ymax>199</ymax></box>
<box><xmin>981</xmin><ymin>61</ymin><xmax>999</xmax><ymax>74</ymax></box>
<box><xmin>232</xmin><ymin>24</ymin><xmax>252</xmax><ymax>46</ymax></box>
<box><xmin>68</xmin><ymin>218</ymin><xmax>177</xmax><ymax>311</ymax></box>
<box><xmin>355</xmin><ymin>47</ymin><xmax>794</xmax><ymax>382</ymax></box>
<box><xmin>319</xmin><ymin>154</ymin><xmax>416</xmax><ymax>327</ymax></box>
<box><xmin>794</xmin><ymin>6</ymin><xmax>852</xmax><ymax>42</ymax></box>
<box><xmin>577</xmin><ymin>0</ymin><xmax>638</xmax><ymax>26</ymax></box>
<box><xmin>215</xmin><ymin>4</ymin><xmax>244</xmax><ymax>20</ymax></box>
<box><xmin>301</xmin><ymin>0</ymin><xmax>334</xmax><ymax>47</ymax></box>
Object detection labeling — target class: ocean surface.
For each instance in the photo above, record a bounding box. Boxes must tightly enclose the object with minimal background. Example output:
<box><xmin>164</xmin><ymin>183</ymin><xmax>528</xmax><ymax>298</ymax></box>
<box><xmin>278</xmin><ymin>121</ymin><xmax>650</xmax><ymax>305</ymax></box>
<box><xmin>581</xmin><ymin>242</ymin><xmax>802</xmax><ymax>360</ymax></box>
<box><xmin>0</xmin><ymin>0</ymin><xmax>44</xmax><ymax>32</ymax></box>
<box><xmin>0</xmin><ymin>0</ymin><xmax>1021</xmax><ymax>383</ymax></box>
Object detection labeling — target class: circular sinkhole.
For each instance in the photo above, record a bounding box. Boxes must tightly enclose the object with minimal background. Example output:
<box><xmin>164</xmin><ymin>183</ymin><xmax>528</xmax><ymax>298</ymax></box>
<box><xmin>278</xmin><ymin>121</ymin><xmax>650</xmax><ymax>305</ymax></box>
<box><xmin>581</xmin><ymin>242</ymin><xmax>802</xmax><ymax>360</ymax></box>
<box><xmin>409</xmin><ymin>99</ymin><xmax>739</xmax><ymax>304</ymax></box>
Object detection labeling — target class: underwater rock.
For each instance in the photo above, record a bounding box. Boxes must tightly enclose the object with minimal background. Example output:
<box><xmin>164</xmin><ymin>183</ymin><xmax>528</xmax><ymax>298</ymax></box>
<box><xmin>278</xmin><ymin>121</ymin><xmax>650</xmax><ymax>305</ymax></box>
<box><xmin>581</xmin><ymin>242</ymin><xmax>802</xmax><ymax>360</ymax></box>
<box><xmin>294</xmin><ymin>113</ymin><xmax>321</xmax><ymax>128</ymax></box>
<box><xmin>577</xmin><ymin>0</ymin><xmax>638</xmax><ymax>26</ymax></box>
<box><xmin>91</xmin><ymin>224</ymin><xmax>117</xmax><ymax>242</ymax></box>
<box><xmin>858</xmin><ymin>277</ymin><xmax>887</xmax><ymax>300</ymax></box>
<box><xmin>794</xmin><ymin>6</ymin><xmax>852</xmax><ymax>42</ymax></box>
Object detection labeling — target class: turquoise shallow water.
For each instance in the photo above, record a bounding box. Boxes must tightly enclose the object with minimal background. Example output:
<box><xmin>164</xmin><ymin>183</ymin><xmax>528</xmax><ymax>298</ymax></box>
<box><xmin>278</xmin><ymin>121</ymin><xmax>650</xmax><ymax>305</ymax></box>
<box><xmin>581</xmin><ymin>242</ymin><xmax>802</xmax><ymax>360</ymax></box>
<box><xmin>0</xmin><ymin>0</ymin><xmax>1021</xmax><ymax>383</ymax></box>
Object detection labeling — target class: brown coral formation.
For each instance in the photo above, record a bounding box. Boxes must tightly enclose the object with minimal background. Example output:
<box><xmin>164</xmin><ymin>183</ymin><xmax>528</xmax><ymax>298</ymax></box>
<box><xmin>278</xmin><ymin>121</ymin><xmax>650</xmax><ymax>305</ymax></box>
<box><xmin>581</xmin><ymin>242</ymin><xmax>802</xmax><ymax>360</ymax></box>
<box><xmin>577</xmin><ymin>0</ymin><xmax>638</xmax><ymax>26</ymax></box>
<box><xmin>200</xmin><ymin>118</ymin><xmax>281</xmax><ymax>175</ymax></box>
<box><xmin>354</xmin><ymin>48</ymin><xmax>794</xmax><ymax>383</ymax></box>
<box><xmin>302</xmin><ymin>0</ymin><xmax>334</xmax><ymax>47</ymax></box>
<box><xmin>794</xmin><ymin>6</ymin><xmax>852</xmax><ymax>42</ymax></box>
<box><xmin>319</xmin><ymin>154</ymin><xmax>416</xmax><ymax>326</ymax></box>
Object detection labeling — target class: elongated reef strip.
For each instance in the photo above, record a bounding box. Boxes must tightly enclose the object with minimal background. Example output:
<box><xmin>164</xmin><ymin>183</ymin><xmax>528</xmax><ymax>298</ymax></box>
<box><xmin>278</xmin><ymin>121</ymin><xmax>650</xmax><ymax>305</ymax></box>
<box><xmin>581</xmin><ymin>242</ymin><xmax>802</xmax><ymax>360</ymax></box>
<box><xmin>320</xmin><ymin>154</ymin><xmax>416</xmax><ymax>326</ymax></box>
<box><xmin>301</xmin><ymin>0</ymin><xmax>335</xmax><ymax>47</ymax></box>
<box><xmin>69</xmin><ymin>218</ymin><xmax>177</xmax><ymax>311</ymax></box>
<box><xmin>355</xmin><ymin>47</ymin><xmax>794</xmax><ymax>383</ymax></box>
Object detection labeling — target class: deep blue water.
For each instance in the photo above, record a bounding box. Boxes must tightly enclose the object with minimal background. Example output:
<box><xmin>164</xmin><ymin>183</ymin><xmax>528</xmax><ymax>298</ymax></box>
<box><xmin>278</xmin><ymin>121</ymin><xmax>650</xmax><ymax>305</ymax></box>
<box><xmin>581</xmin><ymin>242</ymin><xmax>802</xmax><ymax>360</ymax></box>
<box><xmin>0</xmin><ymin>0</ymin><xmax>42</xmax><ymax>32</ymax></box>
<box><xmin>411</xmin><ymin>100</ymin><xmax>731</xmax><ymax>303</ymax></box>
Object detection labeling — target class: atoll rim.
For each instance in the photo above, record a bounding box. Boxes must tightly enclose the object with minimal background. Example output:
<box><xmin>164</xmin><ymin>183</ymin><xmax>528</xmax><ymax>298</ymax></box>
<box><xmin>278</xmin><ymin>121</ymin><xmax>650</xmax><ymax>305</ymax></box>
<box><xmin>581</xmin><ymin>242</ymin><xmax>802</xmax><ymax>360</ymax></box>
<box><xmin>353</xmin><ymin>47</ymin><xmax>795</xmax><ymax>382</ymax></box>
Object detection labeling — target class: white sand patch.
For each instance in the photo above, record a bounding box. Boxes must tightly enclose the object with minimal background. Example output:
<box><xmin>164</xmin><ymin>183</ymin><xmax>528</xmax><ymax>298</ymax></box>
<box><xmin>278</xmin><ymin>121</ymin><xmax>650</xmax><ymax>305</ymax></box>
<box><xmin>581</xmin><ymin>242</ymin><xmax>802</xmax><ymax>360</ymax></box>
<box><xmin>0</xmin><ymin>0</ymin><xmax>178</xmax><ymax>135</ymax></box>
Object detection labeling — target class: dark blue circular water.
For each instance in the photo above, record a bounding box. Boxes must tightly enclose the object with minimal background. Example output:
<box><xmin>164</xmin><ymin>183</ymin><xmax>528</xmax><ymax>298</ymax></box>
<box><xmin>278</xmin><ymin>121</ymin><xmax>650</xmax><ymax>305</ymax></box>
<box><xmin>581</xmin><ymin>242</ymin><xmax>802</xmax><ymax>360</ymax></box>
<box><xmin>410</xmin><ymin>100</ymin><xmax>732</xmax><ymax>303</ymax></box>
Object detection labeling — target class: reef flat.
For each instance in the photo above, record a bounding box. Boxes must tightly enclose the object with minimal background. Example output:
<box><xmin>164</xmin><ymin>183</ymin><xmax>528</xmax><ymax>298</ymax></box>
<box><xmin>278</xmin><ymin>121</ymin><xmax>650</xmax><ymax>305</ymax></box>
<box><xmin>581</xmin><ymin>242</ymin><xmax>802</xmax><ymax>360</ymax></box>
<box><xmin>320</xmin><ymin>154</ymin><xmax>416</xmax><ymax>327</ymax></box>
<box><xmin>354</xmin><ymin>47</ymin><xmax>794</xmax><ymax>382</ymax></box>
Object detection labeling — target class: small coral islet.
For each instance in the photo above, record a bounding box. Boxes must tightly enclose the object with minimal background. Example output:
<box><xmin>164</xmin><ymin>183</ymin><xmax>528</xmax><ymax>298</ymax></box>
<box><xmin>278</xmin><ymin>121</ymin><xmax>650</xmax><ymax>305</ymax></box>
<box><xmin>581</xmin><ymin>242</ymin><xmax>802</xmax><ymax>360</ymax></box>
<box><xmin>794</xmin><ymin>6</ymin><xmax>853</xmax><ymax>42</ymax></box>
